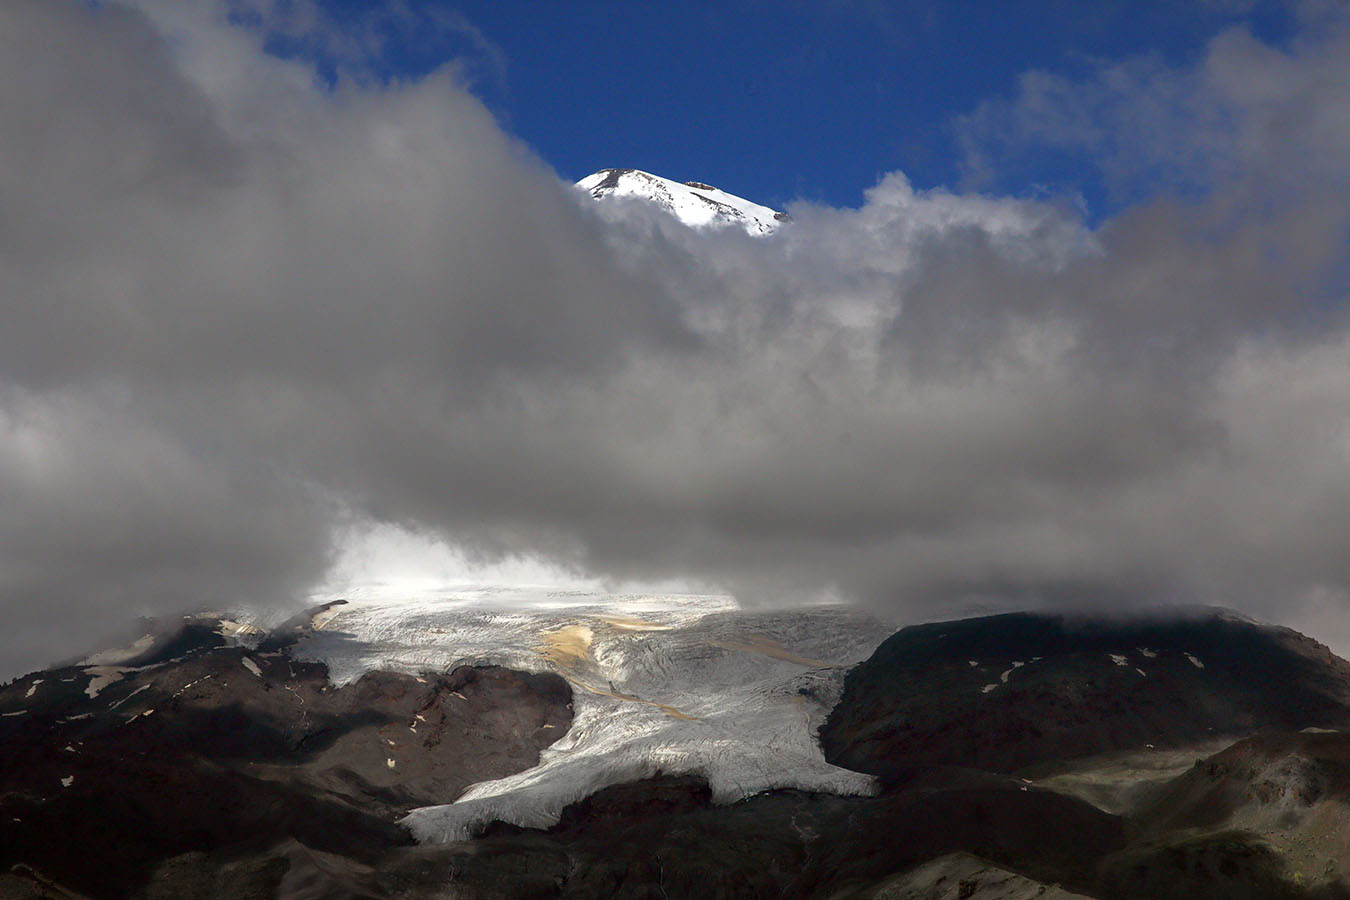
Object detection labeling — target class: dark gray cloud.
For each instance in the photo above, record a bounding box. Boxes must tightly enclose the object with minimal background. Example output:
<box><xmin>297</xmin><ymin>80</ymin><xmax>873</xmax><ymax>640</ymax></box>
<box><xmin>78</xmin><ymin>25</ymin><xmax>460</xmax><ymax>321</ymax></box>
<box><xmin>2</xmin><ymin>0</ymin><xmax>1350</xmax><ymax>677</ymax></box>
<box><xmin>0</xmin><ymin>386</ymin><xmax>330</xmax><ymax>676</ymax></box>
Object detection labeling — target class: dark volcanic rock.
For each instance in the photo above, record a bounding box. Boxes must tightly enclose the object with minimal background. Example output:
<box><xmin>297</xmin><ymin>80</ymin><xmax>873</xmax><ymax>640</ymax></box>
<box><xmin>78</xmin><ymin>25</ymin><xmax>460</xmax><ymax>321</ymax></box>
<box><xmin>0</xmin><ymin>633</ymin><xmax>572</xmax><ymax>900</ymax></box>
<box><xmin>9</xmin><ymin>607</ymin><xmax>1350</xmax><ymax>900</ymax></box>
<box><xmin>1099</xmin><ymin>832</ymin><xmax>1304</xmax><ymax>900</ymax></box>
<box><xmin>821</xmin><ymin>611</ymin><xmax>1350</xmax><ymax>777</ymax></box>
<box><xmin>378</xmin><ymin>772</ymin><xmax>1126</xmax><ymax>900</ymax></box>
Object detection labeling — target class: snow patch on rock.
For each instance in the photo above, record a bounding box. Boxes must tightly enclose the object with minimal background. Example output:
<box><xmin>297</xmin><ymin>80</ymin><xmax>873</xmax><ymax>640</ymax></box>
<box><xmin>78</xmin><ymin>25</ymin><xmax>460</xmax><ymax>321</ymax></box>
<box><xmin>84</xmin><ymin>666</ymin><xmax>131</xmax><ymax>699</ymax></box>
<box><xmin>108</xmin><ymin>684</ymin><xmax>151</xmax><ymax>710</ymax></box>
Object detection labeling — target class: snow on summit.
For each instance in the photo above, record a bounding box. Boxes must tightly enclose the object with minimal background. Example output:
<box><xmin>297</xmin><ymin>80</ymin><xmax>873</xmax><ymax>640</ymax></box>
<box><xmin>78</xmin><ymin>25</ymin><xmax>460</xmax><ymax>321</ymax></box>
<box><xmin>577</xmin><ymin>168</ymin><xmax>787</xmax><ymax>234</ymax></box>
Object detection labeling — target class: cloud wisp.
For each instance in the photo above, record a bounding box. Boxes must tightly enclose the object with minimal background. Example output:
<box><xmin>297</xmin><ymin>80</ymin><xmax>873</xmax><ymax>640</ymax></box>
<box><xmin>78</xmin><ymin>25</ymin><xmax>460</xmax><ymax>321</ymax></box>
<box><xmin>1</xmin><ymin>1</ymin><xmax>1348</xmax><ymax>676</ymax></box>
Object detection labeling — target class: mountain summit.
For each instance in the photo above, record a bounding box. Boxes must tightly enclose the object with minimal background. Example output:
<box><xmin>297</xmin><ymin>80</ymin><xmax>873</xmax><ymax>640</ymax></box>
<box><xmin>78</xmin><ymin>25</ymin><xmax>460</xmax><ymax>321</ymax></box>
<box><xmin>577</xmin><ymin>168</ymin><xmax>787</xmax><ymax>234</ymax></box>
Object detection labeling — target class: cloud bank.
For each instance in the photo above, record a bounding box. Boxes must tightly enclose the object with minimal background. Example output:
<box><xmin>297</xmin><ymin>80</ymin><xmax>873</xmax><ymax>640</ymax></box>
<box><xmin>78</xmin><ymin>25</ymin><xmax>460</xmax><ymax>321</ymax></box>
<box><xmin>1</xmin><ymin>0</ymin><xmax>1348</xmax><ymax>676</ymax></box>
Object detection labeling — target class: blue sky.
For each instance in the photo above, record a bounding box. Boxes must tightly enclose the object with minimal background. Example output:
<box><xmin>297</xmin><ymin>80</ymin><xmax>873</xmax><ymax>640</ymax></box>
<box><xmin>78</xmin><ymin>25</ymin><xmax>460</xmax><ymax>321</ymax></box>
<box><xmin>260</xmin><ymin>0</ymin><xmax>1300</xmax><ymax>214</ymax></box>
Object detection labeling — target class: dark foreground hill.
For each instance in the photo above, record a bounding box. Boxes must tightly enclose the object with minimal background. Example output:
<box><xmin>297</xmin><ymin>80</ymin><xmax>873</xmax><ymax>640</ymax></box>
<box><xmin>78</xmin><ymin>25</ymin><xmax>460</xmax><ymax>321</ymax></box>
<box><xmin>5</xmin><ymin>607</ymin><xmax>1350</xmax><ymax>899</ymax></box>
<box><xmin>0</xmin><ymin>620</ymin><xmax>570</xmax><ymax>899</ymax></box>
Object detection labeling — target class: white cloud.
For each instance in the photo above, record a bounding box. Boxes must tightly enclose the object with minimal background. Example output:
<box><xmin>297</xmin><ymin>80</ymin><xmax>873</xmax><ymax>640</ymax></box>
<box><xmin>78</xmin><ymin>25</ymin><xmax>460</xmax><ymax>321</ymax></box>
<box><xmin>2</xmin><ymin>1</ymin><xmax>1349</xmax><ymax>675</ymax></box>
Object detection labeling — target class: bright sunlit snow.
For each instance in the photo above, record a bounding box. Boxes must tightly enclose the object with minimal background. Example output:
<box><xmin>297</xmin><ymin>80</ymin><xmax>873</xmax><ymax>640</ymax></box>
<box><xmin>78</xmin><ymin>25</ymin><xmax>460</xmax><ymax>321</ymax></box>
<box><xmin>289</xmin><ymin>590</ymin><xmax>890</xmax><ymax>842</ymax></box>
<box><xmin>577</xmin><ymin>168</ymin><xmax>785</xmax><ymax>234</ymax></box>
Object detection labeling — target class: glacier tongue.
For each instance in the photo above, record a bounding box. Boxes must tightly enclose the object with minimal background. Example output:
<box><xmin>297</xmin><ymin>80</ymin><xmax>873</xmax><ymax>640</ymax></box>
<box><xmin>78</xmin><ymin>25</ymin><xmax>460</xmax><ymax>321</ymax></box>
<box><xmin>291</xmin><ymin>590</ymin><xmax>887</xmax><ymax>842</ymax></box>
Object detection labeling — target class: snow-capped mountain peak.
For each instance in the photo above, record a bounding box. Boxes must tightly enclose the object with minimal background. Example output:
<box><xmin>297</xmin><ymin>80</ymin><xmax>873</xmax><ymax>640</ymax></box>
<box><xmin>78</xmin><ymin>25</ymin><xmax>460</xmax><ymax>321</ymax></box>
<box><xmin>577</xmin><ymin>168</ymin><xmax>787</xmax><ymax>235</ymax></box>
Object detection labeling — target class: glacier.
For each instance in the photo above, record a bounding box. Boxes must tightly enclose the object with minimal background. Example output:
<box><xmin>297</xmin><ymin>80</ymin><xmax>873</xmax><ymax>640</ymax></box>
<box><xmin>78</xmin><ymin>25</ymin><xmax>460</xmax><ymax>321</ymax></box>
<box><xmin>289</xmin><ymin>589</ymin><xmax>890</xmax><ymax>842</ymax></box>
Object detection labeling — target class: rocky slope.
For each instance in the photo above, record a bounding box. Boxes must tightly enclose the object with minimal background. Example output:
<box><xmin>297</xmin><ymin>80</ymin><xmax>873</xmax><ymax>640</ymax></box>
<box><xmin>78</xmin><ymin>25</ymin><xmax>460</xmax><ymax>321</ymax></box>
<box><xmin>0</xmin><ymin>616</ymin><xmax>571</xmax><ymax>899</ymax></box>
<box><xmin>1133</xmin><ymin>730</ymin><xmax>1350</xmax><ymax>889</ymax></box>
<box><xmin>856</xmin><ymin>853</ymin><xmax>1099</xmax><ymax>900</ymax></box>
<box><xmin>377</xmin><ymin>771</ymin><xmax>1125</xmax><ymax>900</ymax></box>
<box><xmin>7</xmin><ymin>603</ymin><xmax>1350</xmax><ymax>899</ymax></box>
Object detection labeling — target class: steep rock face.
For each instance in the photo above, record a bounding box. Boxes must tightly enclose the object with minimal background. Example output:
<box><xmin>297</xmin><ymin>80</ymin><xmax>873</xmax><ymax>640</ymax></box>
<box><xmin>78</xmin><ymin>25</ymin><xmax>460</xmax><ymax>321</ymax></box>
<box><xmin>577</xmin><ymin>167</ymin><xmax>786</xmax><ymax>234</ymax></box>
<box><xmin>820</xmin><ymin>611</ymin><xmax>1350</xmax><ymax>777</ymax></box>
<box><xmin>0</xmin><ymin>619</ymin><xmax>572</xmax><ymax>899</ymax></box>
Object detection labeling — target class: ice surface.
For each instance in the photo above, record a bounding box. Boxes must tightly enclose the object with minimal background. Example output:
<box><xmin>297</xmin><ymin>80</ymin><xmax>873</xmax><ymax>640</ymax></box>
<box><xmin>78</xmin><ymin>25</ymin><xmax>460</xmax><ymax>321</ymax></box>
<box><xmin>291</xmin><ymin>590</ymin><xmax>890</xmax><ymax>842</ymax></box>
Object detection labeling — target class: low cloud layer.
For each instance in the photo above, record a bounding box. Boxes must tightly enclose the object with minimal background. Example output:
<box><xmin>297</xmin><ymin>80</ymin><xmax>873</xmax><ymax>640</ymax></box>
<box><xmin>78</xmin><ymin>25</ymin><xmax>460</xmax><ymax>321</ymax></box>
<box><xmin>2</xmin><ymin>0</ymin><xmax>1348</xmax><ymax>676</ymax></box>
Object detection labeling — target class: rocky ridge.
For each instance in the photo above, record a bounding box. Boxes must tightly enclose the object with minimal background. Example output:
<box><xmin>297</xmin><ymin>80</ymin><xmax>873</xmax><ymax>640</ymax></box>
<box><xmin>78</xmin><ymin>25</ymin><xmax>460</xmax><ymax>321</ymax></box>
<box><xmin>7</xmin><ymin>604</ymin><xmax>1350</xmax><ymax>898</ymax></box>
